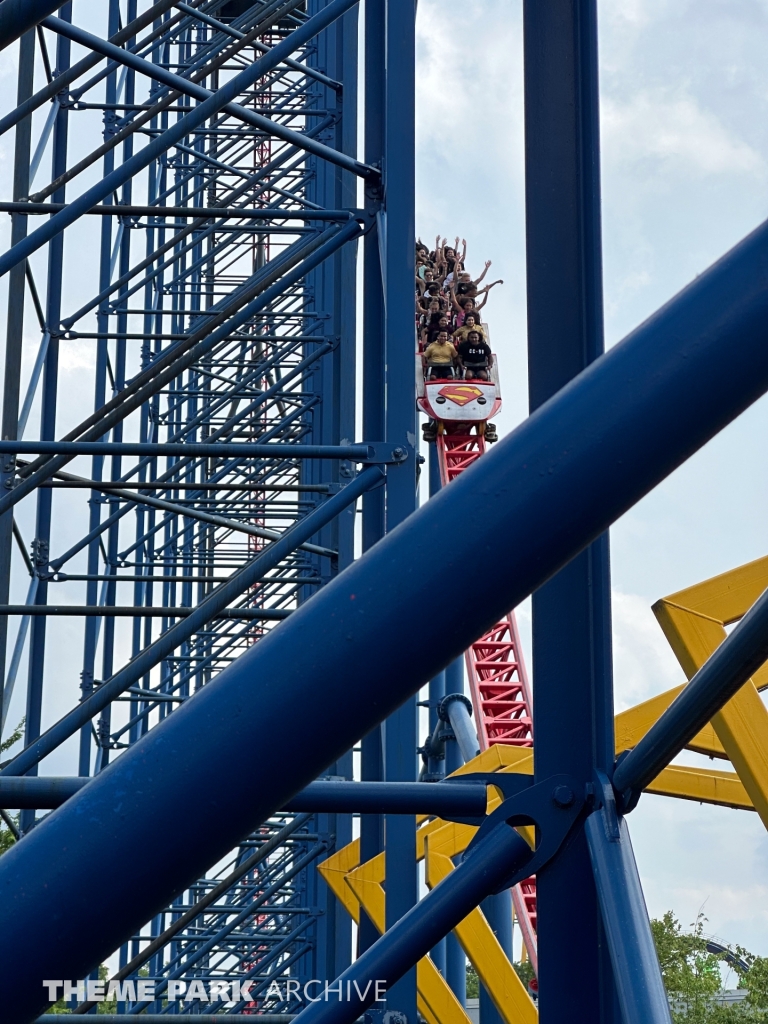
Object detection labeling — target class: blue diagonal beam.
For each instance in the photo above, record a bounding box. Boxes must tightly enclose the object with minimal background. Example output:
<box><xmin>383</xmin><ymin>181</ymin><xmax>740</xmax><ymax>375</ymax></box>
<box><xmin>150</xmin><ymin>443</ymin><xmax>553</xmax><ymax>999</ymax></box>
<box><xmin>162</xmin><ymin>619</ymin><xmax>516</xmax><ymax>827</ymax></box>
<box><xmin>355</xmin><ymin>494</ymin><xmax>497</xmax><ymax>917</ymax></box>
<box><xmin>5</xmin><ymin>217</ymin><xmax>768</xmax><ymax>1020</ymax></box>
<box><xmin>0</xmin><ymin>0</ymin><xmax>68</xmax><ymax>50</ymax></box>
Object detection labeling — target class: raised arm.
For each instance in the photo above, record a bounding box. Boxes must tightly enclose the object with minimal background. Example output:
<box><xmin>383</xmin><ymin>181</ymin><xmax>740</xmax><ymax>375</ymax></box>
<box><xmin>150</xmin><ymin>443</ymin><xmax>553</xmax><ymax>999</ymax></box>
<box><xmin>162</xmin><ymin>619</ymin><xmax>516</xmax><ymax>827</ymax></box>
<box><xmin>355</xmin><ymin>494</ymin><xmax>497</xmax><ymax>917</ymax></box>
<box><xmin>474</xmin><ymin>259</ymin><xmax>491</xmax><ymax>286</ymax></box>
<box><xmin>476</xmin><ymin>279</ymin><xmax>503</xmax><ymax>302</ymax></box>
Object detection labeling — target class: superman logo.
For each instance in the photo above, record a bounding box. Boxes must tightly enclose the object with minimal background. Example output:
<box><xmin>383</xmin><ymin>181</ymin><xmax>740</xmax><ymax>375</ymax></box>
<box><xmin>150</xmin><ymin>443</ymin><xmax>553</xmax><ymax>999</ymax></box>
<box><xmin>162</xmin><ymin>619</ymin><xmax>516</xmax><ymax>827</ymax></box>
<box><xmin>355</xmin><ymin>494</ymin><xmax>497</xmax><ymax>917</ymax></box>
<box><xmin>437</xmin><ymin>384</ymin><xmax>484</xmax><ymax>407</ymax></box>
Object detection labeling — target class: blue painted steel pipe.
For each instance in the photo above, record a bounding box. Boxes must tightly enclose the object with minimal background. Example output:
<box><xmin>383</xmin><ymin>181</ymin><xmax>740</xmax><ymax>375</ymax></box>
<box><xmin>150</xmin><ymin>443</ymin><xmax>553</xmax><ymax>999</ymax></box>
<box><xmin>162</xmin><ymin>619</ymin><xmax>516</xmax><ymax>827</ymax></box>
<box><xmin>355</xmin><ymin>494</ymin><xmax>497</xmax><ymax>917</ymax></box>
<box><xmin>440</xmin><ymin>694</ymin><xmax>480</xmax><ymax>763</ymax></box>
<box><xmin>0</xmin><ymin>441</ymin><xmax>376</xmax><ymax>459</ymax></box>
<box><xmin>585</xmin><ymin>810</ymin><xmax>672</xmax><ymax>1024</ymax></box>
<box><xmin>0</xmin><ymin>776</ymin><xmax>488</xmax><ymax>816</ymax></box>
<box><xmin>612</xmin><ymin>584</ymin><xmax>768</xmax><ymax>804</ymax></box>
<box><xmin>0</xmin><ymin>201</ymin><xmax>357</xmax><ymax>220</ymax></box>
<box><xmin>291</xmin><ymin>821</ymin><xmax>533</xmax><ymax>1024</ymax></box>
<box><xmin>0</xmin><ymin>0</ymin><xmax>63</xmax><ymax>50</ymax></box>
<box><xmin>6</xmin><ymin>216</ymin><xmax>768</xmax><ymax>1018</ymax></box>
<box><xmin>287</xmin><ymin>780</ymin><xmax>486</xmax><ymax>817</ymax></box>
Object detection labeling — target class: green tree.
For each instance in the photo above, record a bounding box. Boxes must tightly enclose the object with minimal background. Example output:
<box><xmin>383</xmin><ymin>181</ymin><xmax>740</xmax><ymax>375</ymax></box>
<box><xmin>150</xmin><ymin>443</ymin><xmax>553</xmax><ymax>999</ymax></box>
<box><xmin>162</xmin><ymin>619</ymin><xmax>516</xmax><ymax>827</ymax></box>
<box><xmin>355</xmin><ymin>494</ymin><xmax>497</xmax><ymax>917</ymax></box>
<box><xmin>0</xmin><ymin>717</ymin><xmax>24</xmax><ymax>757</ymax></box>
<box><xmin>0</xmin><ymin>718</ymin><xmax>24</xmax><ymax>855</ymax></box>
<box><xmin>651</xmin><ymin>911</ymin><xmax>768</xmax><ymax>1023</ymax></box>
<box><xmin>466</xmin><ymin>958</ymin><xmax>535</xmax><ymax>1000</ymax></box>
<box><xmin>466</xmin><ymin>963</ymin><xmax>479</xmax><ymax>999</ymax></box>
<box><xmin>512</xmin><ymin>958</ymin><xmax>535</xmax><ymax>992</ymax></box>
<box><xmin>43</xmin><ymin>966</ymin><xmax>121</xmax><ymax>1015</ymax></box>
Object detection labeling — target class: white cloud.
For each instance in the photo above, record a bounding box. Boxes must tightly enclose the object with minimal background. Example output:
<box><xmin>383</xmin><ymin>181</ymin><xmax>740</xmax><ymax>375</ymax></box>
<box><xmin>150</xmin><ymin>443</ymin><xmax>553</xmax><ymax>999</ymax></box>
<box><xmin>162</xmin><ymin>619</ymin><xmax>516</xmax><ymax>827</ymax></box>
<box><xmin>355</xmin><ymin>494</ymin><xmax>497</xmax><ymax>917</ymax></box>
<box><xmin>602</xmin><ymin>88</ymin><xmax>765</xmax><ymax>177</ymax></box>
<box><xmin>611</xmin><ymin>590</ymin><xmax>686</xmax><ymax>711</ymax></box>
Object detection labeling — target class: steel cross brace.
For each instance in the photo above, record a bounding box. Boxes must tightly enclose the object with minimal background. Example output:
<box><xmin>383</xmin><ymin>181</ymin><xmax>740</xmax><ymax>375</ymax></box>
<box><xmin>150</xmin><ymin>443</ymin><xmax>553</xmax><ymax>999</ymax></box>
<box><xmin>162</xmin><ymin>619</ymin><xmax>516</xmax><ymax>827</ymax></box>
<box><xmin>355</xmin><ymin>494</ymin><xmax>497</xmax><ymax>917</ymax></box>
<box><xmin>0</xmin><ymin>777</ymin><xmax>490</xmax><ymax>819</ymax></box>
<box><xmin>288</xmin><ymin>775</ymin><xmax>586</xmax><ymax>1024</ymax></box>
<box><xmin>0</xmin><ymin>440</ymin><xmax>408</xmax><ymax>463</ymax></box>
<box><xmin>0</xmin><ymin>0</ymin><xmax>368</xmax><ymax>280</ymax></box>
<box><xmin>0</xmin><ymin>465</ymin><xmax>383</xmax><ymax>779</ymax></box>
<box><xmin>586</xmin><ymin>774</ymin><xmax>672</xmax><ymax>1024</ymax></box>
<box><xmin>41</xmin><ymin>14</ymin><xmax>377</xmax><ymax>181</ymax></box>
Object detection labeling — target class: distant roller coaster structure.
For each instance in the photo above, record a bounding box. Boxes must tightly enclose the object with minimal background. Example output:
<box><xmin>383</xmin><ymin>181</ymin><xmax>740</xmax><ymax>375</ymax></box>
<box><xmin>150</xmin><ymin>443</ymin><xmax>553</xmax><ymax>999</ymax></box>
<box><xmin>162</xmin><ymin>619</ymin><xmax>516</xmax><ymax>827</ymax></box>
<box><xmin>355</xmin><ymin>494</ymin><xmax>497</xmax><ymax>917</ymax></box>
<box><xmin>0</xmin><ymin>3</ymin><xmax>768</xmax><ymax>1024</ymax></box>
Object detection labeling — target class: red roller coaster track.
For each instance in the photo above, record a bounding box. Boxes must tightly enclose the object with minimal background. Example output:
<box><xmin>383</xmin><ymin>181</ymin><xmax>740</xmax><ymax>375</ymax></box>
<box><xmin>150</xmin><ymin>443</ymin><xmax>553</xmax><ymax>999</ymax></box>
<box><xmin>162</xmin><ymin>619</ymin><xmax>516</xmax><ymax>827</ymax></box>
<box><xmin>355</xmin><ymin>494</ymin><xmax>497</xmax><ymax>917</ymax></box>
<box><xmin>435</xmin><ymin>433</ymin><xmax>538</xmax><ymax>973</ymax></box>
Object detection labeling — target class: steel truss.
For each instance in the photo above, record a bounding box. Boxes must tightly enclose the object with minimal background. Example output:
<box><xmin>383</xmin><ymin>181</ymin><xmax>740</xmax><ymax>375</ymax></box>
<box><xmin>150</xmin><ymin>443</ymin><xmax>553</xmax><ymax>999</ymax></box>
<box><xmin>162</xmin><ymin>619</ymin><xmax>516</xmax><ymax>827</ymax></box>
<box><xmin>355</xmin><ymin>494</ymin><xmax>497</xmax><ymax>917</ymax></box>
<box><xmin>0</xmin><ymin>0</ymin><xmax>367</xmax><ymax>1011</ymax></box>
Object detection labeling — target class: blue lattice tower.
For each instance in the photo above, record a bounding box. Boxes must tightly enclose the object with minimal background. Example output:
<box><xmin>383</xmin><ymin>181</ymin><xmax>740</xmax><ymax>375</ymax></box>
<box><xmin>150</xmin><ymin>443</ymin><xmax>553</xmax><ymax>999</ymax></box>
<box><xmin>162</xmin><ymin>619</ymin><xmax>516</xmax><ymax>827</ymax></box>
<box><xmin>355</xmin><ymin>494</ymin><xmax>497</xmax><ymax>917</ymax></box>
<box><xmin>0</xmin><ymin>0</ymin><xmax>367</xmax><ymax>1013</ymax></box>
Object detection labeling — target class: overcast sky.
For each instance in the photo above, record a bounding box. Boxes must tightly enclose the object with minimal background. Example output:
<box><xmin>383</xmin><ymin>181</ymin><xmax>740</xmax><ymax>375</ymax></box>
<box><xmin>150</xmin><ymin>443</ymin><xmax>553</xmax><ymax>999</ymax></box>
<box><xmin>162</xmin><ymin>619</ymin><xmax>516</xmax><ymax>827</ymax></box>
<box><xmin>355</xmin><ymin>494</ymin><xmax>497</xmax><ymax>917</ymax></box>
<box><xmin>415</xmin><ymin>0</ymin><xmax>768</xmax><ymax>955</ymax></box>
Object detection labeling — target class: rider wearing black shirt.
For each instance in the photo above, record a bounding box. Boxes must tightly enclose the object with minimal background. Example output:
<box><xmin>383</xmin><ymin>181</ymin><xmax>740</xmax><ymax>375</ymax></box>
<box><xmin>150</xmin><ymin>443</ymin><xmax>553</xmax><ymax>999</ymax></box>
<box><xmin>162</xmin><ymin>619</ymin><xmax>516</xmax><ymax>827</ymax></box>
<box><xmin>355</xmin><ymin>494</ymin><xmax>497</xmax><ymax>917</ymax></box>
<box><xmin>457</xmin><ymin>334</ymin><xmax>493</xmax><ymax>380</ymax></box>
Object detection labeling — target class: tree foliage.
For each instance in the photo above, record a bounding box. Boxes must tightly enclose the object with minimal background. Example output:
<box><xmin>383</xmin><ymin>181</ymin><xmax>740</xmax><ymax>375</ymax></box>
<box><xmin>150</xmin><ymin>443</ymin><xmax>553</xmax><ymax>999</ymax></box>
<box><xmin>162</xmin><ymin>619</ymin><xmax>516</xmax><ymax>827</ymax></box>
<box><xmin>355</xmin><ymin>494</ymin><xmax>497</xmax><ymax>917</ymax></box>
<box><xmin>0</xmin><ymin>718</ymin><xmax>24</xmax><ymax>856</ymax></box>
<box><xmin>652</xmin><ymin>910</ymin><xmax>768</xmax><ymax>1023</ymax></box>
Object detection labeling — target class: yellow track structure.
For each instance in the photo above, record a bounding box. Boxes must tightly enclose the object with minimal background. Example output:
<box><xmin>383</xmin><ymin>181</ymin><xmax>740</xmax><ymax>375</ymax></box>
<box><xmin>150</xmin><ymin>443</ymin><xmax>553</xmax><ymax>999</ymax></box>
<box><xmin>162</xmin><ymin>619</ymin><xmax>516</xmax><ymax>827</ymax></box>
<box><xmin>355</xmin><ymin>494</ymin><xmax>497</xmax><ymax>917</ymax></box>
<box><xmin>318</xmin><ymin>555</ymin><xmax>768</xmax><ymax>1024</ymax></box>
<box><xmin>617</xmin><ymin>553</ymin><xmax>768</xmax><ymax>824</ymax></box>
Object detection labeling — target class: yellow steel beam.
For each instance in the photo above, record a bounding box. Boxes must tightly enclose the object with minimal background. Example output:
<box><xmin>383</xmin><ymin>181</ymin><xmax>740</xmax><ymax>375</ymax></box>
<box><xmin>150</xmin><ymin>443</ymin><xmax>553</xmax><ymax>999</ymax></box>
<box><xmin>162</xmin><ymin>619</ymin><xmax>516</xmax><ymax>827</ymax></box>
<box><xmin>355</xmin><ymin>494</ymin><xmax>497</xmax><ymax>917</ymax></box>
<box><xmin>317</xmin><ymin>838</ymin><xmax>361</xmax><ymax>923</ymax></box>
<box><xmin>653</xmin><ymin>585</ymin><xmax>768</xmax><ymax>828</ymax></box>
<box><xmin>424</xmin><ymin>825</ymin><xmax>536</xmax><ymax>1024</ymax></box>
<box><xmin>615</xmin><ymin>686</ymin><xmax>725</xmax><ymax>758</ymax></box>
<box><xmin>648</xmin><ymin>764</ymin><xmax>753</xmax><ymax>811</ymax></box>
<box><xmin>661</xmin><ymin>554</ymin><xmax>768</xmax><ymax>625</ymax></box>
<box><xmin>615</xmin><ymin>556</ymin><xmax>768</xmax><ymax>761</ymax></box>
<box><xmin>343</xmin><ymin>848</ymin><xmax>473</xmax><ymax>1024</ymax></box>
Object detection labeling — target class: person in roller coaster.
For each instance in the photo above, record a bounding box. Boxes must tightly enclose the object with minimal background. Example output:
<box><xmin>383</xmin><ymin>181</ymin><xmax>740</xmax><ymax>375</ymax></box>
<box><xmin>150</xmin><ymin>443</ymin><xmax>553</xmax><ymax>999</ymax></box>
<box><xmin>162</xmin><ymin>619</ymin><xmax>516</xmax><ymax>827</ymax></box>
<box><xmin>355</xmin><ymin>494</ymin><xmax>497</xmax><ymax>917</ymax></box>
<box><xmin>419</xmin><ymin>308</ymin><xmax>451</xmax><ymax>351</ymax></box>
<box><xmin>454</xmin><ymin>261</ymin><xmax>492</xmax><ymax>297</ymax></box>
<box><xmin>416</xmin><ymin>267</ymin><xmax>442</xmax><ymax>297</ymax></box>
<box><xmin>457</xmin><ymin>329</ymin><xmax>493</xmax><ymax>380</ymax></box>
<box><xmin>449</xmin><ymin>281</ymin><xmax>501</xmax><ymax>322</ymax></box>
<box><xmin>452</xmin><ymin>311</ymin><xmax>485</xmax><ymax>343</ymax></box>
<box><xmin>422</xmin><ymin>330</ymin><xmax>459</xmax><ymax>379</ymax></box>
<box><xmin>427</xmin><ymin>314</ymin><xmax>452</xmax><ymax>345</ymax></box>
<box><xmin>418</xmin><ymin>280</ymin><xmax>448</xmax><ymax>313</ymax></box>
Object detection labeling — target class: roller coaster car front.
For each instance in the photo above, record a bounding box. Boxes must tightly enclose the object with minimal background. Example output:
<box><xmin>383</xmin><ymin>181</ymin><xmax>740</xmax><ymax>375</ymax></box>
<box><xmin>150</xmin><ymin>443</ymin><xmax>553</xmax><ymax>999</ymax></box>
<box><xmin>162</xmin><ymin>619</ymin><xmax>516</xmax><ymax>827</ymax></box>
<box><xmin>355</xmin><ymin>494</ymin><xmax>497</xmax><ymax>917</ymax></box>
<box><xmin>416</xmin><ymin>355</ymin><xmax>502</xmax><ymax>436</ymax></box>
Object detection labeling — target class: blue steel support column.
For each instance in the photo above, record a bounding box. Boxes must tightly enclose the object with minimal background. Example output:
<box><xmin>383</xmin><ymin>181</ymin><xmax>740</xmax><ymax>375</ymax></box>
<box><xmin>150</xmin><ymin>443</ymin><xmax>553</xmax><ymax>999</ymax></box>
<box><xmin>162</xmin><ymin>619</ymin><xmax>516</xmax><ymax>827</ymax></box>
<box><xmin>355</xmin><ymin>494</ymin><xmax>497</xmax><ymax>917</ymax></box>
<box><xmin>359</xmin><ymin>0</ymin><xmax>387</xmax><ymax>957</ymax></box>
<box><xmin>383</xmin><ymin>0</ymin><xmax>417</xmax><ymax>1016</ymax></box>
<box><xmin>442</xmin><ymin>601</ymin><xmax>466</xmax><ymax>1001</ymax></box>
<box><xmin>20</xmin><ymin>5</ymin><xmax>72</xmax><ymax>833</ymax></box>
<box><xmin>443</xmin><ymin>682</ymin><xmax>466</xmax><ymax>1004</ymax></box>
<box><xmin>427</xmin><ymin>443</ymin><xmax>446</xmax><ymax>769</ymax></box>
<box><xmin>307</xmin><ymin>0</ymin><xmax>359</xmax><ymax>977</ymax></box>
<box><xmin>523</xmin><ymin>3</ymin><xmax>617</xmax><ymax>1021</ymax></box>
<box><xmin>442</xmin><ymin>536</ymin><xmax>466</xmax><ymax>999</ymax></box>
<box><xmin>427</xmin><ymin>442</ymin><xmax>446</xmax><ymax>974</ymax></box>
<box><xmin>585</xmin><ymin>809</ymin><xmax>671</xmax><ymax>1024</ymax></box>
<box><xmin>0</xmin><ymin>27</ymin><xmax>33</xmax><ymax>727</ymax></box>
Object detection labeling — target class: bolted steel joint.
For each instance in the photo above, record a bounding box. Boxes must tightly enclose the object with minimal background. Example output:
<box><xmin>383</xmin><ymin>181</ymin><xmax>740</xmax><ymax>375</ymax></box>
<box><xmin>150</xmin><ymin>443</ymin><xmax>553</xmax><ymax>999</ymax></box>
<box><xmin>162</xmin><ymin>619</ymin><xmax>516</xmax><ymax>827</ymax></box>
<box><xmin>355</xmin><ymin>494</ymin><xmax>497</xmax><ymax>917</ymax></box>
<box><xmin>438</xmin><ymin>692</ymin><xmax>473</xmax><ymax>722</ymax></box>
<box><xmin>552</xmin><ymin>784</ymin><xmax>575</xmax><ymax>809</ymax></box>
